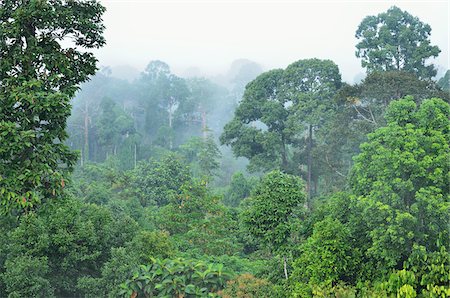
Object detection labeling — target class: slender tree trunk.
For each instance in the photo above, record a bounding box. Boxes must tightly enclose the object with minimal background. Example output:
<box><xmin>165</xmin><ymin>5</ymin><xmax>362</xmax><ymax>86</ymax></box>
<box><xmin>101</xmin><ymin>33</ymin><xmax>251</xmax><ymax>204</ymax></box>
<box><xmin>134</xmin><ymin>143</ymin><xmax>137</xmax><ymax>169</ymax></box>
<box><xmin>307</xmin><ymin>124</ymin><xmax>313</xmax><ymax>209</ymax></box>
<box><xmin>168</xmin><ymin>98</ymin><xmax>173</xmax><ymax>149</ymax></box>
<box><xmin>283</xmin><ymin>255</ymin><xmax>288</xmax><ymax>280</ymax></box>
<box><xmin>281</xmin><ymin>135</ymin><xmax>288</xmax><ymax>171</ymax></box>
<box><xmin>201</xmin><ymin>110</ymin><xmax>207</xmax><ymax>140</ymax></box>
<box><xmin>83</xmin><ymin>100</ymin><xmax>89</xmax><ymax>165</ymax></box>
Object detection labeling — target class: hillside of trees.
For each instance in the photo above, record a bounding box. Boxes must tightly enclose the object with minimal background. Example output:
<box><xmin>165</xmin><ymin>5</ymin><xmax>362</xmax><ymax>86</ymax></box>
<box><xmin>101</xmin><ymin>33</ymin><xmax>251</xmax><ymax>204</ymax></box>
<box><xmin>0</xmin><ymin>2</ymin><xmax>449</xmax><ymax>297</ymax></box>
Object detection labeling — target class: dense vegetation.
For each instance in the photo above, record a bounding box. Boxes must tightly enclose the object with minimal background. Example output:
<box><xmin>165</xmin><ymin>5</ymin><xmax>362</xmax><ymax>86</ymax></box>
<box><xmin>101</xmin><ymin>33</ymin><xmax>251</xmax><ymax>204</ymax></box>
<box><xmin>0</xmin><ymin>2</ymin><xmax>449</xmax><ymax>297</ymax></box>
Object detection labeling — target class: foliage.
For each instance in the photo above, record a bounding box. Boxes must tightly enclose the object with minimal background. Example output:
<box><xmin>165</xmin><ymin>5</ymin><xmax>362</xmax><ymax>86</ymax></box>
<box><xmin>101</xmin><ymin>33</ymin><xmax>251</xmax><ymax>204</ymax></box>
<box><xmin>1</xmin><ymin>255</ymin><xmax>54</xmax><ymax>298</ymax></box>
<box><xmin>0</xmin><ymin>81</ymin><xmax>77</xmax><ymax>213</ymax></box>
<box><xmin>317</xmin><ymin>70</ymin><xmax>449</xmax><ymax>195</ymax></box>
<box><xmin>0</xmin><ymin>196</ymin><xmax>137</xmax><ymax>297</ymax></box>
<box><xmin>355</xmin><ymin>6</ymin><xmax>440</xmax><ymax>78</ymax></box>
<box><xmin>128</xmin><ymin>153</ymin><xmax>192</xmax><ymax>206</ymax></box>
<box><xmin>220</xmin><ymin>69</ymin><xmax>289</xmax><ymax>172</ymax></box>
<box><xmin>179</xmin><ymin>136</ymin><xmax>222</xmax><ymax>180</ymax></box>
<box><xmin>242</xmin><ymin>170</ymin><xmax>305</xmax><ymax>254</ymax></box>
<box><xmin>437</xmin><ymin>70</ymin><xmax>449</xmax><ymax>91</ymax></box>
<box><xmin>291</xmin><ymin>218</ymin><xmax>361</xmax><ymax>295</ymax></box>
<box><xmin>219</xmin><ymin>273</ymin><xmax>277</xmax><ymax>298</ymax></box>
<box><xmin>156</xmin><ymin>180</ymin><xmax>242</xmax><ymax>256</ymax></box>
<box><xmin>120</xmin><ymin>258</ymin><xmax>232</xmax><ymax>298</ymax></box>
<box><xmin>77</xmin><ymin>230</ymin><xmax>174</xmax><ymax>297</ymax></box>
<box><xmin>221</xmin><ymin>59</ymin><xmax>341</xmax><ymax>200</ymax></box>
<box><xmin>0</xmin><ymin>0</ymin><xmax>105</xmax><ymax>214</ymax></box>
<box><xmin>350</xmin><ymin>97</ymin><xmax>449</xmax><ymax>268</ymax></box>
<box><xmin>222</xmin><ymin>172</ymin><xmax>255</xmax><ymax>207</ymax></box>
<box><xmin>371</xmin><ymin>244</ymin><xmax>450</xmax><ymax>298</ymax></box>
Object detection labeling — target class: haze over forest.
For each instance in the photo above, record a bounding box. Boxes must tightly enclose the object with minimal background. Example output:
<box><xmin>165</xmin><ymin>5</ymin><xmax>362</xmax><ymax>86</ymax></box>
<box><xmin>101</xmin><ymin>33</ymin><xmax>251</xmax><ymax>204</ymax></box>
<box><xmin>95</xmin><ymin>0</ymin><xmax>449</xmax><ymax>82</ymax></box>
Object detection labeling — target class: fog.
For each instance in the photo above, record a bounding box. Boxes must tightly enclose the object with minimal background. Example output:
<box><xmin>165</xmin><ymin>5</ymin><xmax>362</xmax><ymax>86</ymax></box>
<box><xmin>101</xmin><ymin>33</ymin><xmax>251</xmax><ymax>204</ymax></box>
<box><xmin>95</xmin><ymin>0</ymin><xmax>449</xmax><ymax>83</ymax></box>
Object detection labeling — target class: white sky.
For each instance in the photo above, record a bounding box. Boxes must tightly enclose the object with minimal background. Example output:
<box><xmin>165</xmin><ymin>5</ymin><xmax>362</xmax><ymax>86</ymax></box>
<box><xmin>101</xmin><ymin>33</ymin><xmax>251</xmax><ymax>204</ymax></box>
<box><xmin>95</xmin><ymin>0</ymin><xmax>450</xmax><ymax>83</ymax></box>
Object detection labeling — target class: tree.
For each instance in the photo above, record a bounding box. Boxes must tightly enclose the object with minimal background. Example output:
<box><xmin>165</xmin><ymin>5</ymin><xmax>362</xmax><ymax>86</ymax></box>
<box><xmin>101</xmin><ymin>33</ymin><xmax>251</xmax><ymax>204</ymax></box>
<box><xmin>437</xmin><ymin>70</ymin><xmax>449</xmax><ymax>91</ymax></box>
<box><xmin>128</xmin><ymin>153</ymin><xmax>192</xmax><ymax>206</ymax></box>
<box><xmin>317</xmin><ymin>71</ymin><xmax>449</xmax><ymax>194</ymax></box>
<box><xmin>178</xmin><ymin>135</ymin><xmax>222</xmax><ymax>181</ymax></box>
<box><xmin>221</xmin><ymin>59</ymin><xmax>342</xmax><ymax>202</ymax></box>
<box><xmin>140</xmin><ymin>60</ymin><xmax>189</xmax><ymax>148</ymax></box>
<box><xmin>223</xmin><ymin>172</ymin><xmax>254</xmax><ymax>207</ymax></box>
<box><xmin>282</xmin><ymin>58</ymin><xmax>342</xmax><ymax>203</ymax></box>
<box><xmin>355</xmin><ymin>6</ymin><xmax>440</xmax><ymax>78</ymax></box>
<box><xmin>0</xmin><ymin>0</ymin><xmax>105</xmax><ymax>213</ymax></box>
<box><xmin>241</xmin><ymin>170</ymin><xmax>305</xmax><ymax>279</ymax></box>
<box><xmin>1</xmin><ymin>196</ymin><xmax>138</xmax><ymax>297</ymax></box>
<box><xmin>291</xmin><ymin>218</ymin><xmax>360</xmax><ymax>296</ymax></box>
<box><xmin>220</xmin><ymin>69</ymin><xmax>291</xmax><ymax>172</ymax></box>
<box><xmin>155</xmin><ymin>180</ymin><xmax>242</xmax><ymax>256</ymax></box>
<box><xmin>350</xmin><ymin>97</ymin><xmax>449</xmax><ymax>272</ymax></box>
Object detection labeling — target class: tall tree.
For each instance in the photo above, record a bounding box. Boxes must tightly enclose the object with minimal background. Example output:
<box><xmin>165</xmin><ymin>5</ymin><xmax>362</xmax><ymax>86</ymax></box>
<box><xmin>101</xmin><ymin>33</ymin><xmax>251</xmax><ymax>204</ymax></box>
<box><xmin>282</xmin><ymin>59</ymin><xmax>342</xmax><ymax>203</ymax></box>
<box><xmin>355</xmin><ymin>6</ymin><xmax>440</xmax><ymax>78</ymax></box>
<box><xmin>220</xmin><ymin>69</ymin><xmax>291</xmax><ymax>172</ymax></box>
<box><xmin>350</xmin><ymin>97</ymin><xmax>449</xmax><ymax>272</ymax></box>
<box><xmin>317</xmin><ymin>71</ymin><xmax>450</xmax><ymax>194</ymax></box>
<box><xmin>140</xmin><ymin>60</ymin><xmax>189</xmax><ymax>148</ymax></box>
<box><xmin>437</xmin><ymin>70</ymin><xmax>450</xmax><ymax>91</ymax></box>
<box><xmin>241</xmin><ymin>170</ymin><xmax>305</xmax><ymax>279</ymax></box>
<box><xmin>0</xmin><ymin>0</ymin><xmax>105</xmax><ymax>214</ymax></box>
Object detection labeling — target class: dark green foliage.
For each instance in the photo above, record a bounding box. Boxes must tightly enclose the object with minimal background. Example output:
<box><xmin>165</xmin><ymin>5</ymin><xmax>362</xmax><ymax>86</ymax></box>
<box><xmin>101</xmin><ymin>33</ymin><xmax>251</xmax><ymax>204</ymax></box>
<box><xmin>242</xmin><ymin>170</ymin><xmax>305</xmax><ymax>253</ymax></box>
<box><xmin>0</xmin><ymin>0</ymin><xmax>105</xmax><ymax>214</ymax></box>
<box><xmin>287</xmin><ymin>97</ymin><xmax>449</xmax><ymax>297</ymax></box>
<box><xmin>317</xmin><ymin>71</ymin><xmax>449</xmax><ymax>195</ymax></box>
<box><xmin>0</xmin><ymin>81</ymin><xmax>77</xmax><ymax>213</ymax></box>
<box><xmin>0</xmin><ymin>0</ymin><xmax>105</xmax><ymax>93</ymax></box>
<box><xmin>120</xmin><ymin>258</ymin><xmax>232</xmax><ymax>298</ymax></box>
<box><xmin>223</xmin><ymin>172</ymin><xmax>254</xmax><ymax>207</ymax></box>
<box><xmin>221</xmin><ymin>69</ymin><xmax>288</xmax><ymax>172</ymax></box>
<box><xmin>1</xmin><ymin>3</ymin><xmax>449</xmax><ymax>297</ymax></box>
<box><xmin>77</xmin><ymin>230</ymin><xmax>174</xmax><ymax>297</ymax></box>
<box><xmin>179</xmin><ymin>135</ymin><xmax>222</xmax><ymax>180</ymax></box>
<box><xmin>355</xmin><ymin>6</ymin><xmax>440</xmax><ymax>78</ymax></box>
<box><xmin>156</xmin><ymin>180</ymin><xmax>242</xmax><ymax>256</ymax></box>
<box><xmin>128</xmin><ymin>153</ymin><xmax>192</xmax><ymax>206</ymax></box>
<box><xmin>1</xmin><ymin>196</ymin><xmax>138</xmax><ymax>297</ymax></box>
<box><xmin>291</xmin><ymin>218</ymin><xmax>360</xmax><ymax>294</ymax></box>
<box><xmin>350</xmin><ymin>97</ymin><xmax>449</xmax><ymax>267</ymax></box>
<box><xmin>2</xmin><ymin>256</ymin><xmax>54</xmax><ymax>298</ymax></box>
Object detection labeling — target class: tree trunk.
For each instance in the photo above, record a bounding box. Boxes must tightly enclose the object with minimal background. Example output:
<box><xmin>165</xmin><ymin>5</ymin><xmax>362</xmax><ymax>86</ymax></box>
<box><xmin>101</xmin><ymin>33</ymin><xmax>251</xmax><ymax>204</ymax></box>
<box><xmin>168</xmin><ymin>98</ymin><xmax>173</xmax><ymax>149</ymax></box>
<box><xmin>307</xmin><ymin>124</ymin><xmax>313</xmax><ymax>209</ymax></box>
<box><xmin>83</xmin><ymin>100</ymin><xmax>89</xmax><ymax>166</ymax></box>
<box><xmin>134</xmin><ymin>143</ymin><xmax>137</xmax><ymax>169</ymax></box>
<box><xmin>283</xmin><ymin>255</ymin><xmax>288</xmax><ymax>280</ymax></box>
<box><xmin>201</xmin><ymin>110</ymin><xmax>207</xmax><ymax>139</ymax></box>
<box><xmin>281</xmin><ymin>135</ymin><xmax>288</xmax><ymax>171</ymax></box>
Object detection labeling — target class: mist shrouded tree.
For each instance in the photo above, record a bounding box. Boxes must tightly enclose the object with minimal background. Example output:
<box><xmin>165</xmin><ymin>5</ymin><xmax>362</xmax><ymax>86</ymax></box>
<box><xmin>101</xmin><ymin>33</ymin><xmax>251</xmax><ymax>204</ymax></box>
<box><xmin>438</xmin><ymin>70</ymin><xmax>450</xmax><ymax>91</ymax></box>
<box><xmin>0</xmin><ymin>0</ymin><xmax>105</xmax><ymax>213</ymax></box>
<box><xmin>282</xmin><ymin>58</ymin><xmax>342</xmax><ymax>202</ymax></box>
<box><xmin>140</xmin><ymin>60</ymin><xmax>189</xmax><ymax>148</ymax></box>
<box><xmin>221</xmin><ymin>59</ymin><xmax>341</xmax><ymax>202</ymax></box>
<box><xmin>317</xmin><ymin>70</ymin><xmax>450</xmax><ymax>194</ymax></box>
<box><xmin>220</xmin><ymin>69</ymin><xmax>291</xmax><ymax>172</ymax></box>
<box><xmin>355</xmin><ymin>6</ymin><xmax>440</xmax><ymax>78</ymax></box>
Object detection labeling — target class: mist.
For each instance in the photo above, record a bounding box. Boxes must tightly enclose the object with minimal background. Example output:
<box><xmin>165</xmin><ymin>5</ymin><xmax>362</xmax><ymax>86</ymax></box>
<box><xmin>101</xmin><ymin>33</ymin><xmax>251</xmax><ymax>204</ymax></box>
<box><xmin>95</xmin><ymin>0</ymin><xmax>449</xmax><ymax>83</ymax></box>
